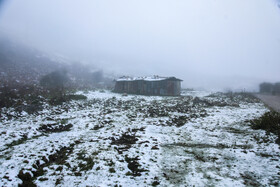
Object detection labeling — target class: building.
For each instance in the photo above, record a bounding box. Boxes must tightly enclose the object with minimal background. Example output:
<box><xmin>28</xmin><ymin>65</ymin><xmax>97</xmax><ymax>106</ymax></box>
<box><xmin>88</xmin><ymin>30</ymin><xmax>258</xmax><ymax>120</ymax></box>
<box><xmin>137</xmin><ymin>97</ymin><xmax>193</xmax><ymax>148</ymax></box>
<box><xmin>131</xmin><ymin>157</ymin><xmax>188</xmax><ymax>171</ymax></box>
<box><xmin>114</xmin><ymin>76</ymin><xmax>183</xmax><ymax>96</ymax></box>
<box><xmin>259</xmin><ymin>82</ymin><xmax>280</xmax><ymax>95</ymax></box>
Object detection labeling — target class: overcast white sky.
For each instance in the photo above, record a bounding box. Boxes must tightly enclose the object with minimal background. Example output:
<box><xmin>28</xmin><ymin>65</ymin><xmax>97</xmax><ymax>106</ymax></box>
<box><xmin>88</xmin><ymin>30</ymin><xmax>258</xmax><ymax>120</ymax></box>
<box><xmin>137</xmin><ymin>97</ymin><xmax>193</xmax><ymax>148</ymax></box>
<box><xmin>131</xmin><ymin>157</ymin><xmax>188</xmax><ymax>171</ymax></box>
<box><xmin>0</xmin><ymin>0</ymin><xmax>280</xmax><ymax>91</ymax></box>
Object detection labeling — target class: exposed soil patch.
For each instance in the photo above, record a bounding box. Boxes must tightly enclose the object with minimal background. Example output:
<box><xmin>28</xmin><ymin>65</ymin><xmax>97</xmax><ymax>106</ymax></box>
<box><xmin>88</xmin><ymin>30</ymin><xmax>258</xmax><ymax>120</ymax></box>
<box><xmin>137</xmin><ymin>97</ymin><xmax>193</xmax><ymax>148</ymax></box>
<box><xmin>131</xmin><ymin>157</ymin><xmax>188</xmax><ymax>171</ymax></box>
<box><xmin>75</xmin><ymin>150</ymin><xmax>97</xmax><ymax>172</ymax></box>
<box><xmin>18</xmin><ymin>142</ymin><xmax>78</xmax><ymax>186</ymax></box>
<box><xmin>38</xmin><ymin>123</ymin><xmax>73</xmax><ymax>133</ymax></box>
<box><xmin>169</xmin><ymin>116</ymin><xmax>188</xmax><ymax>127</ymax></box>
<box><xmin>241</xmin><ymin>171</ymin><xmax>262</xmax><ymax>186</ymax></box>
<box><xmin>6</xmin><ymin>134</ymin><xmax>28</xmax><ymax>148</ymax></box>
<box><xmin>125</xmin><ymin>155</ymin><xmax>148</xmax><ymax>177</ymax></box>
<box><xmin>111</xmin><ymin>131</ymin><xmax>138</xmax><ymax>152</ymax></box>
<box><xmin>5</xmin><ymin>134</ymin><xmax>43</xmax><ymax>150</ymax></box>
<box><xmin>147</xmin><ymin>106</ymin><xmax>169</xmax><ymax>117</ymax></box>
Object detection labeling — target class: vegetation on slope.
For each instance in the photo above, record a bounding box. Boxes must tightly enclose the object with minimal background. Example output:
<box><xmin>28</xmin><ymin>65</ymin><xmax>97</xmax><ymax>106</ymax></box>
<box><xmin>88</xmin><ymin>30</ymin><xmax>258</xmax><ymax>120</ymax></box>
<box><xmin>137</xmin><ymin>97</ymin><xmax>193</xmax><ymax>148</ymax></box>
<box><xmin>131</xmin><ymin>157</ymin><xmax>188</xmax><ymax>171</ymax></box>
<box><xmin>251</xmin><ymin>111</ymin><xmax>280</xmax><ymax>144</ymax></box>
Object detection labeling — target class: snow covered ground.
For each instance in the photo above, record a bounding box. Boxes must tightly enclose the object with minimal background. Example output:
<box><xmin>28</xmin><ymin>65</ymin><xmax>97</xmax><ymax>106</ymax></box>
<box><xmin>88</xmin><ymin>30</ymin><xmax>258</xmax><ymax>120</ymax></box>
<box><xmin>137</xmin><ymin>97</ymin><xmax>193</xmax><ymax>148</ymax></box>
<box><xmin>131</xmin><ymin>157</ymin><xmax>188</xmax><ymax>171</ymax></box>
<box><xmin>0</xmin><ymin>90</ymin><xmax>279</xmax><ymax>186</ymax></box>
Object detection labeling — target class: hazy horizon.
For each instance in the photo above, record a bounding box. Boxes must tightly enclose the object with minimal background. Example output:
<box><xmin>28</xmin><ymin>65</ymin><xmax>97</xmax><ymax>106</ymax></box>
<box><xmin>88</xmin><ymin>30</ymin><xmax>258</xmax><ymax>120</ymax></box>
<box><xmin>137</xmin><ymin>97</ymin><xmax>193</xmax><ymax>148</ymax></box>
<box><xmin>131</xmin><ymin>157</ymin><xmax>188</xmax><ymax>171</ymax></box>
<box><xmin>1</xmin><ymin>0</ymin><xmax>280</xmax><ymax>91</ymax></box>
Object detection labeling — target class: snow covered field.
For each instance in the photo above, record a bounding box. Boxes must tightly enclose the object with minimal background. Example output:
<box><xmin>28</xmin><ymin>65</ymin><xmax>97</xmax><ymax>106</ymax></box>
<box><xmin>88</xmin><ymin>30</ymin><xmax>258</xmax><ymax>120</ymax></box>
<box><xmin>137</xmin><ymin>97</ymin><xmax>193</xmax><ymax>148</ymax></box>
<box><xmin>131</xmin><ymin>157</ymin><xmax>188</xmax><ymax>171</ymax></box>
<box><xmin>0</xmin><ymin>90</ymin><xmax>279</xmax><ymax>186</ymax></box>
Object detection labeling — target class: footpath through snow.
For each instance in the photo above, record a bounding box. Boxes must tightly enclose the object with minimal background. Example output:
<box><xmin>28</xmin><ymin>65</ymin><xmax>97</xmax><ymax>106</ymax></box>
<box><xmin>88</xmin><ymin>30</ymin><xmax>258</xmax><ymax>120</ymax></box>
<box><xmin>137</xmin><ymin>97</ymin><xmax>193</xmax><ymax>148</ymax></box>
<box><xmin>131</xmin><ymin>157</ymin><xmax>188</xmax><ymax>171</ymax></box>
<box><xmin>254</xmin><ymin>94</ymin><xmax>280</xmax><ymax>113</ymax></box>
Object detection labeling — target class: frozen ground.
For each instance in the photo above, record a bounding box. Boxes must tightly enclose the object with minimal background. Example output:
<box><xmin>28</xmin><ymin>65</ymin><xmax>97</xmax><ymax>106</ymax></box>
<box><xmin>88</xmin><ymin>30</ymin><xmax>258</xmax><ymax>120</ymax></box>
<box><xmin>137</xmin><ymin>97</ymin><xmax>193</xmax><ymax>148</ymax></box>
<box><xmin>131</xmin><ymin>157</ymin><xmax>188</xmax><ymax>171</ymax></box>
<box><xmin>0</xmin><ymin>90</ymin><xmax>279</xmax><ymax>186</ymax></box>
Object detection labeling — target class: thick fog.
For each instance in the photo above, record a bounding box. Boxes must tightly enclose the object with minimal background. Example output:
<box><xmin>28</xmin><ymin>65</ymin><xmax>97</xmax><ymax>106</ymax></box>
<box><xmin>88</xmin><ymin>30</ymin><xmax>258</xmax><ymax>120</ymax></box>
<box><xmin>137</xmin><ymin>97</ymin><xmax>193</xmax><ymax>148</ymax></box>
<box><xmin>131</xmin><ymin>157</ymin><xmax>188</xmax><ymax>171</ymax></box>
<box><xmin>1</xmin><ymin>0</ymin><xmax>280</xmax><ymax>91</ymax></box>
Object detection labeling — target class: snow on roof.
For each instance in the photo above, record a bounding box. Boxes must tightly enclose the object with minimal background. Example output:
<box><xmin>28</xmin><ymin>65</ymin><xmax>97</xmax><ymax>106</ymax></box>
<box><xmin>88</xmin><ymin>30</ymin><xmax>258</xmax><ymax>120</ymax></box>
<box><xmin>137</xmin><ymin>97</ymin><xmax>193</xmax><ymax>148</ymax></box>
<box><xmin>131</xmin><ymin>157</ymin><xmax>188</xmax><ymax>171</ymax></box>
<box><xmin>116</xmin><ymin>75</ymin><xmax>182</xmax><ymax>82</ymax></box>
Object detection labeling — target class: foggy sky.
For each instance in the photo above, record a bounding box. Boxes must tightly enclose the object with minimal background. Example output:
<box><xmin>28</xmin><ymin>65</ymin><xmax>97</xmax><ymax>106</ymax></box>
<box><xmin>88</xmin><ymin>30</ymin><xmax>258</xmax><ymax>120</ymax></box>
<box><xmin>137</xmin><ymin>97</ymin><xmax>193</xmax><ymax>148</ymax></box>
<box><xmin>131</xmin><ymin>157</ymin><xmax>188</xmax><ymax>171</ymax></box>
<box><xmin>1</xmin><ymin>0</ymin><xmax>280</xmax><ymax>91</ymax></box>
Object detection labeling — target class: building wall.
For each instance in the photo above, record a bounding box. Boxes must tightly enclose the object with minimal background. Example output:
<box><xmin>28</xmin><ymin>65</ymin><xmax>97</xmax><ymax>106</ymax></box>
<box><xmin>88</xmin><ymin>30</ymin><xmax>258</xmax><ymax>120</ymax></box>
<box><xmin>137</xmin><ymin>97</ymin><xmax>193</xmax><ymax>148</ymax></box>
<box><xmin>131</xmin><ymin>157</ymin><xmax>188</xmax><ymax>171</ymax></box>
<box><xmin>114</xmin><ymin>79</ymin><xmax>181</xmax><ymax>96</ymax></box>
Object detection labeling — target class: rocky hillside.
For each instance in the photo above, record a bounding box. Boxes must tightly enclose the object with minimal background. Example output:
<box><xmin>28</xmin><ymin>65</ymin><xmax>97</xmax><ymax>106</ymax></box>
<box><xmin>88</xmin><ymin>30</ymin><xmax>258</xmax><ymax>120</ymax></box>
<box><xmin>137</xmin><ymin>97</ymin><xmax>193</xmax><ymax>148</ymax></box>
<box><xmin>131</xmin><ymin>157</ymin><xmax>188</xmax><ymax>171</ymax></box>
<box><xmin>0</xmin><ymin>35</ymin><xmax>114</xmax><ymax>89</ymax></box>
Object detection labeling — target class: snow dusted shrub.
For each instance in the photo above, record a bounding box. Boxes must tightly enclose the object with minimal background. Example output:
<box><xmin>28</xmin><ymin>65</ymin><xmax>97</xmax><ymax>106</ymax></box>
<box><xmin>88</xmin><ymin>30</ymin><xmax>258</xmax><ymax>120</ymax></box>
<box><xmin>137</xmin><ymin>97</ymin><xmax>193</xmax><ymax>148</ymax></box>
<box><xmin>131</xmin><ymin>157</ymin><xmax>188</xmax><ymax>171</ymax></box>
<box><xmin>251</xmin><ymin>111</ymin><xmax>280</xmax><ymax>144</ymax></box>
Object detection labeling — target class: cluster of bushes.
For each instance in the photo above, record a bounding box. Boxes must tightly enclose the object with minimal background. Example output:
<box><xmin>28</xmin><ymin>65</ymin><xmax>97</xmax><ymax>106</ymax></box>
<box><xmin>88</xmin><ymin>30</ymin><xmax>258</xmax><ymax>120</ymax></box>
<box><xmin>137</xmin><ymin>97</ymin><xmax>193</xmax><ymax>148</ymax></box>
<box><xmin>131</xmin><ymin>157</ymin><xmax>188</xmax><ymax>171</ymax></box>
<box><xmin>39</xmin><ymin>70</ymin><xmax>88</xmax><ymax>105</ymax></box>
<box><xmin>251</xmin><ymin>112</ymin><xmax>280</xmax><ymax>144</ymax></box>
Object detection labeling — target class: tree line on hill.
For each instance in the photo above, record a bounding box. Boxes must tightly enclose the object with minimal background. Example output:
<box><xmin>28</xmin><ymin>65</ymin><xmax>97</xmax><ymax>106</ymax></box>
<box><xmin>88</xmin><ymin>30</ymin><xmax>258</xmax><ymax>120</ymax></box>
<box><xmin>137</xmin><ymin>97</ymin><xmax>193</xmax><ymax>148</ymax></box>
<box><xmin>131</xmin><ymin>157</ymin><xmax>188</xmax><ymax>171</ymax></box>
<box><xmin>0</xmin><ymin>68</ymin><xmax>113</xmax><ymax>111</ymax></box>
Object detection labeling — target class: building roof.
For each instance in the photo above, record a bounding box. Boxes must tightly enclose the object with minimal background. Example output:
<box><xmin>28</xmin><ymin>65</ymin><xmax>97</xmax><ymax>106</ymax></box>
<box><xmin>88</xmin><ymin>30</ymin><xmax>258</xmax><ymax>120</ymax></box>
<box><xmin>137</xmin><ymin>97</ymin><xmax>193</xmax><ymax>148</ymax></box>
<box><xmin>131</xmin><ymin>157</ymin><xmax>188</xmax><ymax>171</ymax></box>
<box><xmin>116</xmin><ymin>75</ymin><xmax>182</xmax><ymax>82</ymax></box>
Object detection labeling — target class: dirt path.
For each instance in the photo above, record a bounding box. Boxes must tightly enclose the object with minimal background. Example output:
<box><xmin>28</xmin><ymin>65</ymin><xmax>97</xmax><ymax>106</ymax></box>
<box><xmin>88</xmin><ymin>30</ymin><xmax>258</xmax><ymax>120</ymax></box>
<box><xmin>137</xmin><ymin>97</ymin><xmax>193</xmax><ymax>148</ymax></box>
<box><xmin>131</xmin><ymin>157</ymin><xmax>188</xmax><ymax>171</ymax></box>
<box><xmin>254</xmin><ymin>94</ymin><xmax>280</xmax><ymax>113</ymax></box>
